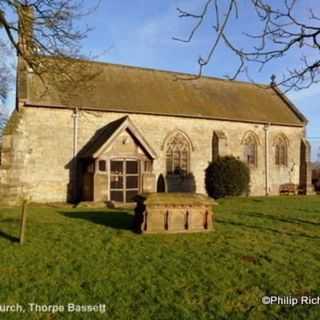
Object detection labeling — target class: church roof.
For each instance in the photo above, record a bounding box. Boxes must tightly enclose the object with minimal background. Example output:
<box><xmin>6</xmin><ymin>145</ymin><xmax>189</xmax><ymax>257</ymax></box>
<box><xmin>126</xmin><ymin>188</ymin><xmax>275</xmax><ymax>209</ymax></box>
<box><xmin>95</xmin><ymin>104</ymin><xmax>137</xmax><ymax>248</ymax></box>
<box><xmin>24</xmin><ymin>57</ymin><xmax>307</xmax><ymax>126</ymax></box>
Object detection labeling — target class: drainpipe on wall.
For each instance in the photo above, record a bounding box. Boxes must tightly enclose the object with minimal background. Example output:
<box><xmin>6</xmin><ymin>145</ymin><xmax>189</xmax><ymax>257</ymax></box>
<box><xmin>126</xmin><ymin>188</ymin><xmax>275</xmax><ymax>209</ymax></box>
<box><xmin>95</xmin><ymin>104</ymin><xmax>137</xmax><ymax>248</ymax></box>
<box><xmin>264</xmin><ymin>123</ymin><xmax>270</xmax><ymax>196</ymax></box>
<box><xmin>72</xmin><ymin>107</ymin><xmax>79</xmax><ymax>157</ymax></box>
<box><xmin>72</xmin><ymin>107</ymin><xmax>79</xmax><ymax>202</ymax></box>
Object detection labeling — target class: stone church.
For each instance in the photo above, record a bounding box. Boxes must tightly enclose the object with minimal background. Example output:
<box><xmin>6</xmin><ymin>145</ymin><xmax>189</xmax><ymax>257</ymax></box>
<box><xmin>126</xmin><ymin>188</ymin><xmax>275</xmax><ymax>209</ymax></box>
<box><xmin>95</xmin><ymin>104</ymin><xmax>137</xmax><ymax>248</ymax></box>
<box><xmin>0</xmin><ymin>55</ymin><xmax>312</xmax><ymax>204</ymax></box>
<box><xmin>0</xmin><ymin>8</ymin><xmax>313</xmax><ymax>204</ymax></box>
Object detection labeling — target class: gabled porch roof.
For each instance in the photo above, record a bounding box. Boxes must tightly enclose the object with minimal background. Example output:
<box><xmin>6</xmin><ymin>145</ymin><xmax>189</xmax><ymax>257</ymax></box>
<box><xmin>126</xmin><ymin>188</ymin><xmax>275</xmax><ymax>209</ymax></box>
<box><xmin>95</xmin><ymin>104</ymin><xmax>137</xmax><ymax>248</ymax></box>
<box><xmin>79</xmin><ymin>116</ymin><xmax>157</xmax><ymax>159</ymax></box>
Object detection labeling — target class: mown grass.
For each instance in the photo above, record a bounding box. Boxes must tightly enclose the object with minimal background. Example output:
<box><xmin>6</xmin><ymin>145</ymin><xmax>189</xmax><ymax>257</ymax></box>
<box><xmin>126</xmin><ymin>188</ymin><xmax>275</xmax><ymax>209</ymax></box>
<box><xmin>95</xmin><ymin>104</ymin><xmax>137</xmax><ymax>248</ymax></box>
<box><xmin>0</xmin><ymin>196</ymin><xmax>320</xmax><ymax>320</ymax></box>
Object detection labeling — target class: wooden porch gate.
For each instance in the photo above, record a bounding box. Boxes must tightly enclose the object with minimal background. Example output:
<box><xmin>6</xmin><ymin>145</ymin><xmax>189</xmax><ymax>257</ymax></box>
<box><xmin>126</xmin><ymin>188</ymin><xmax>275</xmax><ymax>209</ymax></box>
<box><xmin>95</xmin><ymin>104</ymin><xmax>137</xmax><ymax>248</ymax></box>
<box><xmin>110</xmin><ymin>159</ymin><xmax>140</xmax><ymax>203</ymax></box>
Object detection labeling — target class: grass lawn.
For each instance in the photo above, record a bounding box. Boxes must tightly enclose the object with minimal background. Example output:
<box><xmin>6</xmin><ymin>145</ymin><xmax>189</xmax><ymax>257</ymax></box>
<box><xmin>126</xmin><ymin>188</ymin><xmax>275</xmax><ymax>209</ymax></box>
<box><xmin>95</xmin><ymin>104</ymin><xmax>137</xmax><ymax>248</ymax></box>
<box><xmin>0</xmin><ymin>196</ymin><xmax>320</xmax><ymax>320</ymax></box>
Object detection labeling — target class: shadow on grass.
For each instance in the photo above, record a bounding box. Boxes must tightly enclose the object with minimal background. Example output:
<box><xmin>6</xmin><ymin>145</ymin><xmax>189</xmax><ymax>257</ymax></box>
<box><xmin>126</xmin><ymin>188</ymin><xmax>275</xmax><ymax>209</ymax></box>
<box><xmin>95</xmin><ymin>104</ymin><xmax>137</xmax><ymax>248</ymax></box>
<box><xmin>216</xmin><ymin>218</ymin><xmax>320</xmax><ymax>240</ymax></box>
<box><xmin>240</xmin><ymin>212</ymin><xmax>320</xmax><ymax>226</ymax></box>
<box><xmin>0</xmin><ymin>229</ymin><xmax>19</xmax><ymax>243</ymax></box>
<box><xmin>296</xmin><ymin>208</ymin><xmax>320</xmax><ymax>215</ymax></box>
<box><xmin>59</xmin><ymin>211</ymin><xmax>134</xmax><ymax>231</ymax></box>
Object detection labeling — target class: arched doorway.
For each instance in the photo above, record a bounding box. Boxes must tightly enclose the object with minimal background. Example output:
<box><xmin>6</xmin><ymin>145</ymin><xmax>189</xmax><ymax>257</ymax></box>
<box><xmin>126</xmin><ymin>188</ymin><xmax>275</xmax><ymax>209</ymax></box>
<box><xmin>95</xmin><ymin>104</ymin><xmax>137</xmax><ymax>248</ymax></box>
<box><xmin>157</xmin><ymin>174</ymin><xmax>166</xmax><ymax>192</ymax></box>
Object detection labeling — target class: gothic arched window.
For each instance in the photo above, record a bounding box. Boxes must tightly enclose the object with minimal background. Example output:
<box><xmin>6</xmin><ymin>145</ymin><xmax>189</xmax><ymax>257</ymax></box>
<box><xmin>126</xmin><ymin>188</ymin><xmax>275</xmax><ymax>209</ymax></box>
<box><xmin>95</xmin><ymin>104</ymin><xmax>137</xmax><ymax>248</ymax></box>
<box><xmin>274</xmin><ymin>134</ymin><xmax>288</xmax><ymax>166</ymax></box>
<box><xmin>212</xmin><ymin>132</ymin><xmax>219</xmax><ymax>162</ymax></box>
<box><xmin>212</xmin><ymin>130</ymin><xmax>227</xmax><ymax>162</ymax></box>
<box><xmin>166</xmin><ymin>132</ymin><xmax>190</xmax><ymax>175</ymax></box>
<box><xmin>242</xmin><ymin>132</ymin><xmax>259</xmax><ymax>167</ymax></box>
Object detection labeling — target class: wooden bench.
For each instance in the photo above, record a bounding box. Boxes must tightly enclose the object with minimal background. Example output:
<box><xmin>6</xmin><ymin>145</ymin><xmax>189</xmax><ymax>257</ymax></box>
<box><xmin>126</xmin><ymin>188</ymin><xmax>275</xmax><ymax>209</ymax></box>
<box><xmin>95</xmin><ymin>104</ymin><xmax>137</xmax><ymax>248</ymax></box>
<box><xmin>279</xmin><ymin>183</ymin><xmax>297</xmax><ymax>195</ymax></box>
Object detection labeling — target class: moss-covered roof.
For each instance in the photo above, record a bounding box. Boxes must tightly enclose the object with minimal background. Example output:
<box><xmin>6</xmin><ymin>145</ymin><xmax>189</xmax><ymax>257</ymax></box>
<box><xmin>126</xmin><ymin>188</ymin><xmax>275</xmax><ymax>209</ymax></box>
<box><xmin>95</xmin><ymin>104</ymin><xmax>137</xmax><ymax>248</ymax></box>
<box><xmin>25</xmin><ymin>57</ymin><xmax>306</xmax><ymax>126</ymax></box>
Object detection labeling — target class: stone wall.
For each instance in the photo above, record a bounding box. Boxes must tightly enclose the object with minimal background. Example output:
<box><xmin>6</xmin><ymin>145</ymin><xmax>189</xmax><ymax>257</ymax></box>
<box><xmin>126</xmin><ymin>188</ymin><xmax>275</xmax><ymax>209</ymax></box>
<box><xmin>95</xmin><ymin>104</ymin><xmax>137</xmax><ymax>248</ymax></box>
<box><xmin>0</xmin><ymin>106</ymin><xmax>305</xmax><ymax>204</ymax></box>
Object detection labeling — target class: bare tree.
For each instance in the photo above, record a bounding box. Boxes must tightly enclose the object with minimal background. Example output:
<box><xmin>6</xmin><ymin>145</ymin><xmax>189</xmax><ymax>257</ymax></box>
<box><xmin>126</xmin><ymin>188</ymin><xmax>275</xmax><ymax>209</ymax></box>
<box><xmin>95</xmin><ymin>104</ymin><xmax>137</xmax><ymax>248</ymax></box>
<box><xmin>174</xmin><ymin>0</ymin><xmax>320</xmax><ymax>91</ymax></box>
<box><xmin>0</xmin><ymin>40</ymin><xmax>13</xmax><ymax>106</ymax></box>
<box><xmin>0</xmin><ymin>0</ymin><xmax>101</xmax><ymax>70</ymax></box>
<box><xmin>0</xmin><ymin>0</ymin><xmax>101</xmax><ymax>105</ymax></box>
<box><xmin>0</xmin><ymin>40</ymin><xmax>13</xmax><ymax>132</ymax></box>
<box><xmin>0</xmin><ymin>112</ymin><xmax>8</xmax><ymax>133</ymax></box>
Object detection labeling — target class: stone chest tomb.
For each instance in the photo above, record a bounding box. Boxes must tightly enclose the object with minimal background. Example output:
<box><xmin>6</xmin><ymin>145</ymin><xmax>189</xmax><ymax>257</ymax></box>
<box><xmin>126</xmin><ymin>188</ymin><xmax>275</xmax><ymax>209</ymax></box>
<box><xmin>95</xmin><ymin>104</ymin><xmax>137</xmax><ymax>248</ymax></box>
<box><xmin>134</xmin><ymin>193</ymin><xmax>217</xmax><ymax>233</ymax></box>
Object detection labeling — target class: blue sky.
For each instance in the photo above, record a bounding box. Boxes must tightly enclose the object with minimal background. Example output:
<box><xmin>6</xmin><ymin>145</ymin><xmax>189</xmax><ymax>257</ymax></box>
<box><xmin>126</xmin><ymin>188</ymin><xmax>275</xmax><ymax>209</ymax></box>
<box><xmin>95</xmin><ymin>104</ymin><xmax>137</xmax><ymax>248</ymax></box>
<box><xmin>3</xmin><ymin>0</ymin><xmax>320</xmax><ymax>159</ymax></box>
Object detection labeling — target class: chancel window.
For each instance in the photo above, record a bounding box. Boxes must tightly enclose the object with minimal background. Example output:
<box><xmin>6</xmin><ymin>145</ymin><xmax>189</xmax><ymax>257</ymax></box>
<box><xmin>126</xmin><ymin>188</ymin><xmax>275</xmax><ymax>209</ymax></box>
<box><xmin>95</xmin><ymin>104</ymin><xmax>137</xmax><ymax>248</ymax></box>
<box><xmin>242</xmin><ymin>133</ymin><xmax>258</xmax><ymax>167</ymax></box>
<box><xmin>274</xmin><ymin>135</ymin><xmax>288</xmax><ymax>166</ymax></box>
<box><xmin>166</xmin><ymin>133</ymin><xmax>190</xmax><ymax>175</ymax></box>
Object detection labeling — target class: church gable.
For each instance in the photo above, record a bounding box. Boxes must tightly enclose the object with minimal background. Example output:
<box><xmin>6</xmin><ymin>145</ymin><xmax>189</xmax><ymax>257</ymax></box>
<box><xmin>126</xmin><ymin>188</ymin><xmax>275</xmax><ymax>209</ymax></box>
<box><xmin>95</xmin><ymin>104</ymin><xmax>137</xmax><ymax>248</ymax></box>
<box><xmin>105</xmin><ymin>130</ymin><xmax>141</xmax><ymax>157</ymax></box>
<box><xmin>79</xmin><ymin>116</ymin><xmax>157</xmax><ymax>160</ymax></box>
